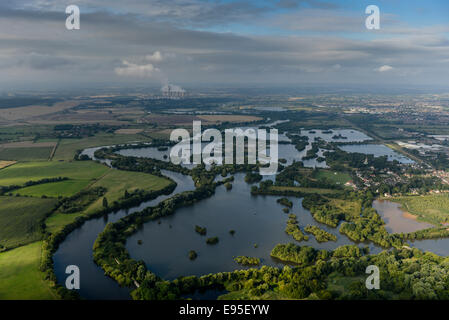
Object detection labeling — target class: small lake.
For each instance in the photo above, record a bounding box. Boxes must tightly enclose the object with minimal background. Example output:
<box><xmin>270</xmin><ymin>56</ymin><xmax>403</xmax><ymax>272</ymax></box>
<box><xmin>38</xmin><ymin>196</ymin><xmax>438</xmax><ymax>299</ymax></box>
<box><xmin>339</xmin><ymin>144</ymin><xmax>414</xmax><ymax>164</ymax></box>
<box><xmin>300</xmin><ymin>129</ymin><xmax>372</xmax><ymax>143</ymax></box>
<box><xmin>373</xmin><ymin>200</ymin><xmax>434</xmax><ymax>233</ymax></box>
<box><xmin>373</xmin><ymin>200</ymin><xmax>449</xmax><ymax>257</ymax></box>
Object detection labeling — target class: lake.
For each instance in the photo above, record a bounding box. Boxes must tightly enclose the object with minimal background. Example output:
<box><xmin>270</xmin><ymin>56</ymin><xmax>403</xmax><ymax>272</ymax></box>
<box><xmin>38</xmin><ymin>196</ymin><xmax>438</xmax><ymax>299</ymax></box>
<box><xmin>126</xmin><ymin>173</ymin><xmax>380</xmax><ymax>280</ymax></box>
<box><xmin>373</xmin><ymin>200</ymin><xmax>434</xmax><ymax>233</ymax></box>
<box><xmin>339</xmin><ymin>144</ymin><xmax>414</xmax><ymax>164</ymax></box>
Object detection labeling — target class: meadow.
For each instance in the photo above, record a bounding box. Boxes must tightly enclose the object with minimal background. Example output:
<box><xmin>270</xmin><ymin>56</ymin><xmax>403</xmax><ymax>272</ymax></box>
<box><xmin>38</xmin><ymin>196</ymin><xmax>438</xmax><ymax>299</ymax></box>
<box><xmin>270</xmin><ymin>186</ymin><xmax>340</xmax><ymax>195</ymax></box>
<box><xmin>313</xmin><ymin>170</ymin><xmax>351</xmax><ymax>185</ymax></box>
<box><xmin>44</xmin><ymin>167</ymin><xmax>171</xmax><ymax>231</ymax></box>
<box><xmin>84</xmin><ymin>169</ymin><xmax>171</xmax><ymax>213</ymax></box>
<box><xmin>0</xmin><ymin>161</ymin><xmax>108</xmax><ymax>189</ymax></box>
<box><xmin>0</xmin><ymin>241</ymin><xmax>57</xmax><ymax>300</ymax></box>
<box><xmin>53</xmin><ymin>132</ymin><xmax>151</xmax><ymax>161</ymax></box>
<box><xmin>0</xmin><ymin>147</ymin><xmax>53</xmax><ymax>161</ymax></box>
<box><xmin>0</xmin><ymin>196</ymin><xmax>57</xmax><ymax>250</ymax></box>
<box><xmin>392</xmin><ymin>194</ymin><xmax>449</xmax><ymax>225</ymax></box>
<box><xmin>14</xmin><ymin>179</ymin><xmax>92</xmax><ymax>198</ymax></box>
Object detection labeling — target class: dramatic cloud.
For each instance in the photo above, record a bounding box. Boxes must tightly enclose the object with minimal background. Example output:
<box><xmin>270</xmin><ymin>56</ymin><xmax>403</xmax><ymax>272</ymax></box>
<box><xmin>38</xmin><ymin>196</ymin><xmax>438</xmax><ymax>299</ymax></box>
<box><xmin>0</xmin><ymin>0</ymin><xmax>448</xmax><ymax>90</ymax></box>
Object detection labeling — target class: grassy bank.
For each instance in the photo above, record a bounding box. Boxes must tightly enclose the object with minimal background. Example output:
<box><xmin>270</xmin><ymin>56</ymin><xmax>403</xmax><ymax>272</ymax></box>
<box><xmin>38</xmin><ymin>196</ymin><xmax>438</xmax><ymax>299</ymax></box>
<box><xmin>391</xmin><ymin>194</ymin><xmax>449</xmax><ymax>225</ymax></box>
<box><xmin>0</xmin><ymin>241</ymin><xmax>57</xmax><ymax>300</ymax></box>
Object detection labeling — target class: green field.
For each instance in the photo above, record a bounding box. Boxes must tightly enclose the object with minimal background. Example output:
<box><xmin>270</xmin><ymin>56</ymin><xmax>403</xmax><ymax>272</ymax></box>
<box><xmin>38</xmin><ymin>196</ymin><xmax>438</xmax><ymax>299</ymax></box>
<box><xmin>85</xmin><ymin>169</ymin><xmax>171</xmax><ymax>213</ymax></box>
<box><xmin>392</xmin><ymin>194</ymin><xmax>449</xmax><ymax>224</ymax></box>
<box><xmin>43</xmin><ymin>164</ymin><xmax>172</xmax><ymax>231</ymax></box>
<box><xmin>0</xmin><ymin>156</ymin><xmax>171</xmax><ymax>300</ymax></box>
<box><xmin>0</xmin><ymin>161</ymin><xmax>108</xmax><ymax>189</ymax></box>
<box><xmin>0</xmin><ymin>147</ymin><xmax>53</xmax><ymax>161</ymax></box>
<box><xmin>14</xmin><ymin>179</ymin><xmax>92</xmax><ymax>198</ymax></box>
<box><xmin>313</xmin><ymin>170</ymin><xmax>351</xmax><ymax>185</ymax></box>
<box><xmin>45</xmin><ymin>212</ymin><xmax>84</xmax><ymax>234</ymax></box>
<box><xmin>270</xmin><ymin>186</ymin><xmax>340</xmax><ymax>195</ymax></box>
<box><xmin>0</xmin><ymin>196</ymin><xmax>57</xmax><ymax>249</ymax></box>
<box><xmin>54</xmin><ymin>133</ymin><xmax>151</xmax><ymax>160</ymax></box>
<box><xmin>0</xmin><ymin>241</ymin><xmax>57</xmax><ymax>300</ymax></box>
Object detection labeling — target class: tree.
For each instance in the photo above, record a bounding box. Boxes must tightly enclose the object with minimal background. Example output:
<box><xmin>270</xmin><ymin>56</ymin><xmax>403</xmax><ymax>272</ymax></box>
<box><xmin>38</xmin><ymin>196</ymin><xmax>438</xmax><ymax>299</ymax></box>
<box><xmin>103</xmin><ymin>197</ymin><xmax>109</xmax><ymax>208</ymax></box>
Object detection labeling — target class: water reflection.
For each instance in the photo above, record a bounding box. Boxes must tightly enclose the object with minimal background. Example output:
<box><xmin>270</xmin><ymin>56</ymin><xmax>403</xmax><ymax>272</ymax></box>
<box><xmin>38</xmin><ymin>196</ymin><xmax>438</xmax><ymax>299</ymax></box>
<box><xmin>339</xmin><ymin>144</ymin><xmax>414</xmax><ymax>164</ymax></box>
<box><xmin>373</xmin><ymin>200</ymin><xmax>433</xmax><ymax>233</ymax></box>
<box><xmin>53</xmin><ymin>170</ymin><xmax>195</xmax><ymax>299</ymax></box>
<box><xmin>126</xmin><ymin>173</ymin><xmax>381</xmax><ymax>280</ymax></box>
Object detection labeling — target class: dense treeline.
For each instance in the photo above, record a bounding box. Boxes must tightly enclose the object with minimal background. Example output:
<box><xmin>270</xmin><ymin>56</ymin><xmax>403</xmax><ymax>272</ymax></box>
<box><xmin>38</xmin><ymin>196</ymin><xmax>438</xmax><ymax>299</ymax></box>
<box><xmin>274</xmin><ymin>161</ymin><xmax>344</xmax><ymax>189</ymax></box>
<box><xmin>285</xmin><ymin>214</ymin><xmax>309</xmax><ymax>242</ymax></box>
<box><xmin>302</xmin><ymin>142</ymin><xmax>320</xmax><ymax>161</ymax></box>
<box><xmin>287</xmin><ymin>134</ymin><xmax>309</xmax><ymax>152</ymax></box>
<box><xmin>304</xmin><ymin>225</ymin><xmax>337</xmax><ymax>242</ymax></box>
<box><xmin>234</xmin><ymin>256</ymin><xmax>261</xmax><ymax>266</ymax></box>
<box><xmin>324</xmin><ymin>149</ymin><xmax>400</xmax><ymax>172</ymax></box>
<box><xmin>244</xmin><ymin>172</ymin><xmax>262</xmax><ymax>184</ymax></box>
<box><xmin>375</xmin><ymin>175</ymin><xmax>448</xmax><ymax>196</ymax></box>
<box><xmin>302</xmin><ymin>194</ymin><xmax>346</xmax><ymax>227</ymax></box>
<box><xmin>0</xmin><ymin>177</ymin><xmax>69</xmax><ymax>195</ymax></box>
<box><xmin>277</xmin><ymin>197</ymin><xmax>293</xmax><ymax>208</ymax></box>
<box><xmin>56</xmin><ymin>187</ymin><xmax>106</xmax><ymax>213</ymax></box>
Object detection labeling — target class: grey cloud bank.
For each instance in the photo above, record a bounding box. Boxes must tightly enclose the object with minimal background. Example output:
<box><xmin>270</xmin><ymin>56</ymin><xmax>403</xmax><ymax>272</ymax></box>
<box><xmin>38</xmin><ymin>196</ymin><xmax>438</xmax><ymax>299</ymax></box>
<box><xmin>0</xmin><ymin>1</ymin><xmax>448</xmax><ymax>90</ymax></box>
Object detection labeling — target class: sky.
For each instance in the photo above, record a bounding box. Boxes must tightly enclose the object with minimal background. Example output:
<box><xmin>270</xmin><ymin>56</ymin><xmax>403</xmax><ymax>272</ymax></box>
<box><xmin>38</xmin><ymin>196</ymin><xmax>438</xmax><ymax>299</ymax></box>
<box><xmin>1</xmin><ymin>0</ymin><xmax>449</xmax><ymax>91</ymax></box>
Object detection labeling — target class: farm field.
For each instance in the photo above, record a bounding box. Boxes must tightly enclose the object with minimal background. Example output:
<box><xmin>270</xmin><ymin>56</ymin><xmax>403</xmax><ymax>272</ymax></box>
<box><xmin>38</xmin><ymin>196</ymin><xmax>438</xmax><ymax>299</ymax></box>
<box><xmin>53</xmin><ymin>132</ymin><xmax>151</xmax><ymax>160</ymax></box>
<box><xmin>196</xmin><ymin>114</ymin><xmax>262</xmax><ymax>123</ymax></box>
<box><xmin>392</xmin><ymin>194</ymin><xmax>449</xmax><ymax>225</ymax></box>
<box><xmin>84</xmin><ymin>169</ymin><xmax>171</xmax><ymax>213</ymax></box>
<box><xmin>0</xmin><ymin>161</ymin><xmax>108</xmax><ymax>187</ymax></box>
<box><xmin>14</xmin><ymin>179</ymin><xmax>91</xmax><ymax>198</ymax></box>
<box><xmin>270</xmin><ymin>186</ymin><xmax>340</xmax><ymax>195</ymax></box>
<box><xmin>44</xmin><ymin>169</ymin><xmax>171</xmax><ymax>231</ymax></box>
<box><xmin>0</xmin><ymin>196</ymin><xmax>57</xmax><ymax>250</ymax></box>
<box><xmin>45</xmin><ymin>211</ymin><xmax>83</xmax><ymax>234</ymax></box>
<box><xmin>0</xmin><ymin>161</ymin><xmax>16</xmax><ymax>169</ymax></box>
<box><xmin>0</xmin><ymin>241</ymin><xmax>57</xmax><ymax>300</ymax></box>
<box><xmin>313</xmin><ymin>170</ymin><xmax>351</xmax><ymax>185</ymax></box>
<box><xmin>0</xmin><ymin>147</ymin><xmax>53</xmax><ymax>161</ymax></box>
<box><xmin>0</xmin><ymin>100</ymin><xmax>79</xmax><ymax>122</ymax></box>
